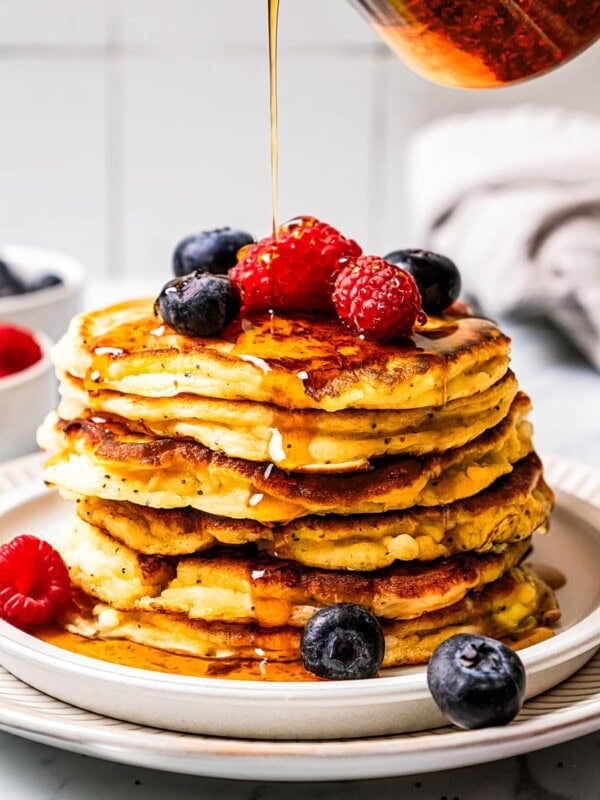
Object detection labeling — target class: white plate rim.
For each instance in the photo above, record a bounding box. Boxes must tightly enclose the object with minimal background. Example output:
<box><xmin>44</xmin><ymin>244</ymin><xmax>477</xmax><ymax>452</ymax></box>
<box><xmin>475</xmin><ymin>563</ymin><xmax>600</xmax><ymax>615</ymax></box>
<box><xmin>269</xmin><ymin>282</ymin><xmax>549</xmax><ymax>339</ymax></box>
<box><xmin>0</xmin><ymin>452</ymin><xmax>600</xmax><ymax>780</ymax></box>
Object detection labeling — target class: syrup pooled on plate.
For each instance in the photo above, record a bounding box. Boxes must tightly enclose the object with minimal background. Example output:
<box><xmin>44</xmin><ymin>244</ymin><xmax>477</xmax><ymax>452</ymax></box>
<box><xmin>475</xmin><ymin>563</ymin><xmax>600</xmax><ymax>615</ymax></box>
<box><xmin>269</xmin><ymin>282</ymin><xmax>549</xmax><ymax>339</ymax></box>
<box><xmin>37</xmin><ymin>625</ymin><xmax>320</xmax><ymax>682</ymax></box>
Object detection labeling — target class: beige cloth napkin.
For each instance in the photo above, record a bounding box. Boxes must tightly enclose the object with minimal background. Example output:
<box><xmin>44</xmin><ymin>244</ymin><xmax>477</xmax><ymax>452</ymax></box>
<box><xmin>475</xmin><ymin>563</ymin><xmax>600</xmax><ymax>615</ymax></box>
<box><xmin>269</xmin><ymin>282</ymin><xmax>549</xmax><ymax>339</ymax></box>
<box><xmin>407</xmin><ymin>106</ymin><xmax>600</xmax><ymax>370</ymax></box>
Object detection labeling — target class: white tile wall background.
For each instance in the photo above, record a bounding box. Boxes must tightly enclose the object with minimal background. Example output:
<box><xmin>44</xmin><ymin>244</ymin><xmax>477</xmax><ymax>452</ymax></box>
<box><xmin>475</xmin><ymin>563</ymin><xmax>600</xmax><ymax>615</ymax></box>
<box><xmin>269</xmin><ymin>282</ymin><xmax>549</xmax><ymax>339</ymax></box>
<box><xmin>1</xmin><ymin>0</ymin><xmax>600</xmax><ymax>279</ymax></box>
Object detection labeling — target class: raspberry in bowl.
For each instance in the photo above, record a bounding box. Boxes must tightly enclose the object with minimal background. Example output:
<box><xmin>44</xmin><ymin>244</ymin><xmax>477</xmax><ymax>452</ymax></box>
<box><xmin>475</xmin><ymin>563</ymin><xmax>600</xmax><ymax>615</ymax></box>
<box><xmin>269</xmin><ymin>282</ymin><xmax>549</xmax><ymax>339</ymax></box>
<box><xmin>0</xmin><ymin>323</ymin><xmax>55</xmax><ymax>461</ymax></box>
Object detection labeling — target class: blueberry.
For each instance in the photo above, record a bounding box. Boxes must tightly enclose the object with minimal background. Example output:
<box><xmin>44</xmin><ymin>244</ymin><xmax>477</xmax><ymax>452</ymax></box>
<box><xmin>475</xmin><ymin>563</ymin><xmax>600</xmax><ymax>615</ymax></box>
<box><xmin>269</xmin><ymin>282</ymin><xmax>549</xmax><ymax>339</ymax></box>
<box><xmin>427</xmin><ymin>634</ymin><xmax>526</xmax><ymax>729</ymax></box>
<box><xmin>0</xmin><ymin>259</ymin><xmax>26</xmax><ymax>298</ymax></box>
<box><xmin>301</xmin><ymin>603</ymin><xmax>385</xmax><ymax>680</ymax></box>
<box><xmin>173</xmin><ymin>227</ymin><xmax>254</xmax><ymax>276</ymax></box>
<box><xmin>27</xmin><ymin>273</ymin><xmax>63</xmax><ymax>292</ymax></box>
<box><xmin>384</xmin><ymin>249</ymin><xmax>461</xmax><ymax>314</ymax></box>
<box><xmin>154</xmin><ymin>270</ymin><xmax>241</xmax><ymax>337</ymax></box>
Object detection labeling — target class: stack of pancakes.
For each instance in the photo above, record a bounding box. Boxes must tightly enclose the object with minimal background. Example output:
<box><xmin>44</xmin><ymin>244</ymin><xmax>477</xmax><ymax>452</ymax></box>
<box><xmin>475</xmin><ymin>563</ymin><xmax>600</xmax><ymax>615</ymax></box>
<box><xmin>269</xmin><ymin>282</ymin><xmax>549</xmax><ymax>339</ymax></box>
<box><xmin>37</xmin><ymin>298</ymin><xmax>560</xmax><ymax>673</ymax></box>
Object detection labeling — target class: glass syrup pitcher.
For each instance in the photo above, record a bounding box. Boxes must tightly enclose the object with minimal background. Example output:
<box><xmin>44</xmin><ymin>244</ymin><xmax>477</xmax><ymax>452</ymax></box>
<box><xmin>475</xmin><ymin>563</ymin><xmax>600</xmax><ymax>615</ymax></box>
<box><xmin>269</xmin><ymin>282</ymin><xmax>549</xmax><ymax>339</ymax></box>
<box><xmin>349</xmin><ymin>0</ymin><xmax>600</xmax><ymax>87</ymax></box>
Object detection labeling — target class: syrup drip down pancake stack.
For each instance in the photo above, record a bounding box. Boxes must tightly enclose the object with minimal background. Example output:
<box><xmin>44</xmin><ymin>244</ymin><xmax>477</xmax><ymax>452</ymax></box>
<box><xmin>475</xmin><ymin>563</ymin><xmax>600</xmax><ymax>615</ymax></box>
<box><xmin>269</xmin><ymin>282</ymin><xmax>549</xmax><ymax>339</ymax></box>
<box><xmin>37</xmin><ymin>225</ymin><xmax>560</xmax><ymax>677</ymax></box>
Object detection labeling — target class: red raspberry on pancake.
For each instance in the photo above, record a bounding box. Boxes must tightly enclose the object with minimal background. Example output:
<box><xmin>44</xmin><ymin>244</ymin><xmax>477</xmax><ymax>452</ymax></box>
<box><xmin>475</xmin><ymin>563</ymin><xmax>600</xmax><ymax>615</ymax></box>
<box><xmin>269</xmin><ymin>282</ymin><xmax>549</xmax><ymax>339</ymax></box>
<box><xmin>333</xmin><ymin>255</ymin><xmax>425</xmax><ymax>342</ymax></box>
<box><xmin>229</xmin><ymin>216</ymin><xmax>361</xmax><ymax>314</ymax></box>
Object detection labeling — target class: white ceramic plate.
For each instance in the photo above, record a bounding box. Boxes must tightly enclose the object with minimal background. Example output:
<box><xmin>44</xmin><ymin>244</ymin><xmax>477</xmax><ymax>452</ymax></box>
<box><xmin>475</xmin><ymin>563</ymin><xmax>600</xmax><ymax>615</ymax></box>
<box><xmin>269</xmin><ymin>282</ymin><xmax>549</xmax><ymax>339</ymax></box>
<box><xmin>0</xmin><ymin>454</ymin><xmax>600</xmax><ymax>780</ymax></box>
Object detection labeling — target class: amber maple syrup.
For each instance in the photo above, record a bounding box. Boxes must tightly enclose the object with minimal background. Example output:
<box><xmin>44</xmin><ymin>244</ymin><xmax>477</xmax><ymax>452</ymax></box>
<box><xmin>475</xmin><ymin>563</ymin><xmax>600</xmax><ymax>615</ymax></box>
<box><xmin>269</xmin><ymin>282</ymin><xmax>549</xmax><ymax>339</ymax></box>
<box><xmin>269</xmin><ymin>0</ymin><xmax>280</xmax><ymax>235</ymax></box>
<box><xmin>37</xmin><ymin>624</ymin><xmax>320</xmax><ymax>681</ymax></box>
<box><xmin>351</xmin><ymin>0</ymin><xmax>600</xmax><ymax>88</ymax></box>
<box><xmin>83</xmin><ymin>300</ymin><xmax>481</xmax><ymax>412</ymax></box>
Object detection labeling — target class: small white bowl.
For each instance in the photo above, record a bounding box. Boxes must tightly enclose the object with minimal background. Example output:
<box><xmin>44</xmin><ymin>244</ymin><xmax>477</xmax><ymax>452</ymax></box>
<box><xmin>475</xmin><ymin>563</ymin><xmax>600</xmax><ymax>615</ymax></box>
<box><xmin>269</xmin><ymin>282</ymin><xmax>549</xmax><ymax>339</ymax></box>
<box><xmin>0</xmin><ymin>330</ymin><xmax>56</xmax><ymax>462</ymax></box>
<box><xmin>0</xmin><ymin>244</ymin><xmax>84</xmax><ymax>341</ymax></box>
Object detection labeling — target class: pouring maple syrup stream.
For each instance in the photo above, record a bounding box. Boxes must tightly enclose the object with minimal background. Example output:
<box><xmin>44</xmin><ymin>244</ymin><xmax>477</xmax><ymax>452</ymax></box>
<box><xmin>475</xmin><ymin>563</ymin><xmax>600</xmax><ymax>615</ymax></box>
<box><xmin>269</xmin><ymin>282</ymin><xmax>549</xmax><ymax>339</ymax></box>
<box><xmin>269</xmin><ymin>0</ymin><xmax>280</xmax><ymax>237</ymax></box>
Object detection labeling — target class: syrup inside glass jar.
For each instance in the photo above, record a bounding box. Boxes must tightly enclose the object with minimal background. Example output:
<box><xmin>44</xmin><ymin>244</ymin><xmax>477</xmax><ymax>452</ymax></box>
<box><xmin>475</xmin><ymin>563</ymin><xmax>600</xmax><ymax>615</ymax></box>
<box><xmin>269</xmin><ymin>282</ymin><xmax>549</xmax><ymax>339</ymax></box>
<box><xmin>350</xmin><ymin>0</ymin><xmax>600</xmax><ymax>87</ymax></box>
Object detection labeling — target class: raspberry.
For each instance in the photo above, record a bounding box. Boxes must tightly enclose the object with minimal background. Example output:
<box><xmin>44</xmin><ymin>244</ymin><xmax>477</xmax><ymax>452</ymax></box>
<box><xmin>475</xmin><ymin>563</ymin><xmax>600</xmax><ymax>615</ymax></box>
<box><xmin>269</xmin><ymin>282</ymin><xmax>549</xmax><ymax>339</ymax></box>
<box><xmin>333</xmin><ymin>256</ymin><xmax>426</xmax><ymax>342</ymax></box>
<box><xmin>229</xmin><ymin>216</ymin><xmax>361</xmax><ymax>314</ymax></box>
<box><xmin>0</xmin><ymin>324</ymin><xmax>42</xmax><ymax>378</ymax></box>
<box><xmin>0</xmin><ymin>535</ymin><xmax>71</xmax><ymax>629</ymax></box>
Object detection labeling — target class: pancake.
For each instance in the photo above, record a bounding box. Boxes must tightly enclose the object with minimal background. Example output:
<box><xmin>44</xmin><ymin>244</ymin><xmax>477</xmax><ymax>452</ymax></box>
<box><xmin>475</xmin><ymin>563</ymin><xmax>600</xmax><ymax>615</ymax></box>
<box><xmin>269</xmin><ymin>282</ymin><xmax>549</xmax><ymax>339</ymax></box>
<box><xmin>56</xmin><ymin>370</ymin><xmax>518</xmax><ymax>471</ymax></box>
<box><xmin>74</xmin><ymin>495</ymin><xmax>269</xmax><ymax>555</ymax></box>
<box><xmin>56</xmin><ymin>520</ymin><xmax>175</xmax><ymax>603</ymax></box>
<box><xmin>38</xmin><ymin>393</ymin><xmax>533</xmax><ymax>523</ymax></box>
<box><xmin>73</xmin><ymin>453</ymin><xmax>553</xmax><ymax>569</ymax></box>
<box><xmin>270</xmin><ymin>454</ymin><xmax>553</xmax><ymax>569</ymax></box>
<box><xmin>52</xmin><ymin>299</ymin><xmax>511</xmax><ymax>412</ymax></box>
<box><xmin>62</xmin><ymin>567</ymin><xmax>560</xmax><ymax>667</ymax></box>
<box><xmin>59</xmin><ymin>517</ymin><xmax>531</xmax><ymax>625</ymax></box>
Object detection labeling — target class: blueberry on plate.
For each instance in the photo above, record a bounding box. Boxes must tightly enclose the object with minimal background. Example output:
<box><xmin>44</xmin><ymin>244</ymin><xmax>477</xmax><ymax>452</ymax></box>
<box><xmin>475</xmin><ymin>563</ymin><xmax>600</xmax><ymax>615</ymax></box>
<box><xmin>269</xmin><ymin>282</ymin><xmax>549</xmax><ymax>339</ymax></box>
<box><xmin>173</xmin><ymin>227</ymin><xmax>254</xmax><ymax>276</ymax></box>
<box><xmin>154</xmin><ymin>271</ymin><xmax>241</xmax><ymax>337</ymax></box>
<box><xmin>427</xmin><ymin>633</ymin><xmax>526</xmax><ymax>729</ymax></box>
<box><xmin>0</xmin><ymin>259</ymin><xmax>26</xmax><ymax>298</ymax></box>
<box><xmin>384</xmin><ymin>249</ymin><xmax>461</xmax><ymax>314</ymax></box>
<box><xmin>27</xmin><ymin>273</ymin><xmax>63</xmax><ymax>292</ymax></box>
<box><xmin>300</xmin><ymin>603</ymin><xmax>385</xmax><ymax>680</ymax></box>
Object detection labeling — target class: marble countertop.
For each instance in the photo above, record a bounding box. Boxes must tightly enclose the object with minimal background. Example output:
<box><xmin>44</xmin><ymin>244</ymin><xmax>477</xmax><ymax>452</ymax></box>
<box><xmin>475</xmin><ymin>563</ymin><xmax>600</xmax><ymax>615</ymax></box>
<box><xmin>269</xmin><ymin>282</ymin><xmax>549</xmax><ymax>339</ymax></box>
<box><xmin>1</xmin><ymin>287</ymin><xmax>600</xmax><ymax>798</ymax></box>
<box><xmin>2</xmin><ymin>727</ymin><xmax>600</xmax><ymax>800</ymax></box>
